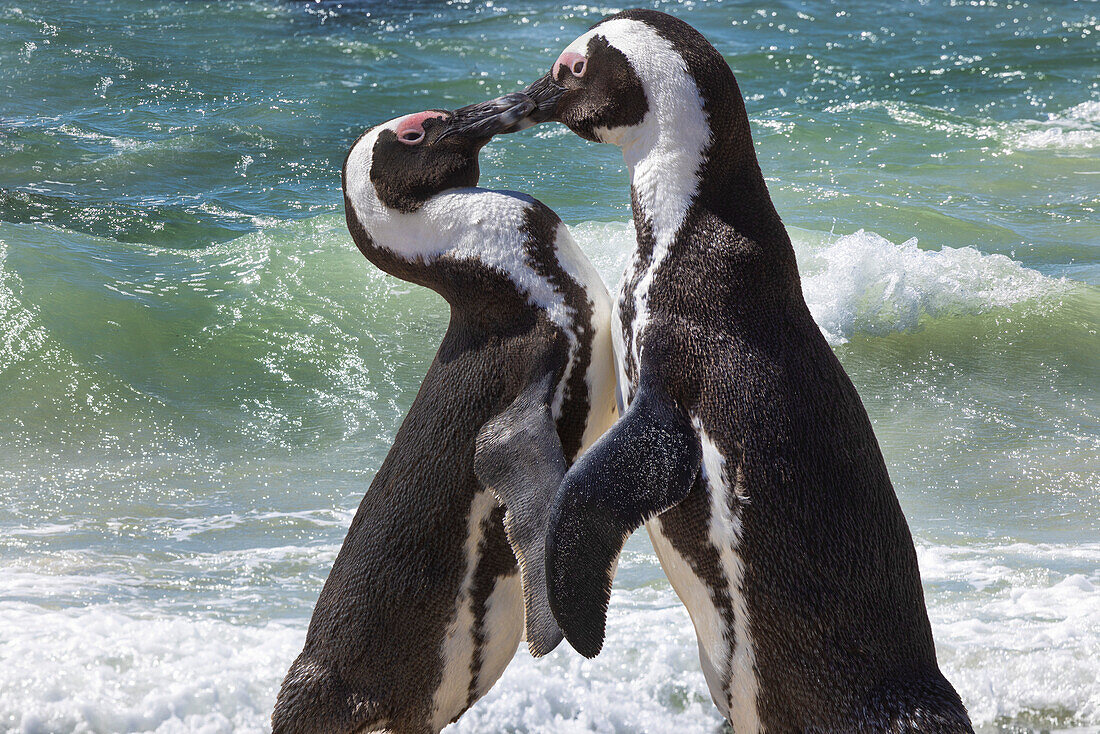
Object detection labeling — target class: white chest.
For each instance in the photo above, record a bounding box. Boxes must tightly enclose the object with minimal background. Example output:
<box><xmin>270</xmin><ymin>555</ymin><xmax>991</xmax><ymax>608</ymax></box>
<box><xmin>644</xmin><ymin>423</ymin><xmax>762</xmax><ymax>732</ymax></box>
<box><xmin>429</xmin><ymin>492</ymin><xmax>522</xmax><ymax>731</ymax></box>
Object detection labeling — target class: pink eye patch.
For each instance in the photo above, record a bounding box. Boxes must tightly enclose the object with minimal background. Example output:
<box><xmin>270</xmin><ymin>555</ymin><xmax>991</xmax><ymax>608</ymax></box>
<box><xmin>553</xmin><ymin>51</ymin><xmax>587</xmax><ymax>80</ymax></box>
<box><xmin>394</xmin><ymin>111</ymin><xmax>447</xmax><ymax>145</ymax></box>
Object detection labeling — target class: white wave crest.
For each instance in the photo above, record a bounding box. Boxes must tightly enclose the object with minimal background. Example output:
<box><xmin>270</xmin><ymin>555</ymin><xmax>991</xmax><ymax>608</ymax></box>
<box><xmin>1009</xmin><ymin>101</ymin><xmax>1100</xmax><ymax>151</ymax></box>
<box><xmin>795</xmin><ymin>229</ymin><xmax>1064</xmax><ymax>344</ymax></box>
<box><xmin>569</xmin><ymin>221</ymin><xmax>1065</xmax><ymax>345</ymax></box>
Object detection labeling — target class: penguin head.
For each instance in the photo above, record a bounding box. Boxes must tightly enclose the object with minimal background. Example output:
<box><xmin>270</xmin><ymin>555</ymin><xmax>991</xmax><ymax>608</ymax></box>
<box><xmin>342</xmin><ymin>95</ymin><xmax>534</xmax><ymax>276</ymax></box>
<box><xmin>519</xmin><ymin>10</ymin><xmax>754</xmax><ymax>159</ymax></box>
<box><xmin>361</xmin><ymin>108</ymin><xmax>483</xmax><ymax>214</ymax></box>
<box><xmin>523</xmin><ymin>20</ymin><xmax>650</xmax><ymax>145</ymax></box>
<box><xmin>345</xmin><ymin>95</ymin><xmax>532</xmax><ymax>217</ymax></box>
<box><xmin>514</xmin><ymin>10</ymin><xmax>787</xmax><ymax>248</ymax></box>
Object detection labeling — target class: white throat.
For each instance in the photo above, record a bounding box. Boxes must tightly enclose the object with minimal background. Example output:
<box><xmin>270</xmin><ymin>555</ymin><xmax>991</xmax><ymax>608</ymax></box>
<box><xmin>574</xmin><ymin>18</ymin><xmax>711</xmax><ymax>247</ymax></box>
<box><xmin>570</xmin><ymin>19</ymin><xmax>710</xmax><ymax>387</ymax></box>
<box><xmin>343</xmin><ymin>125</ymin><xmax>514</xmax><ymax>262</ymax></box>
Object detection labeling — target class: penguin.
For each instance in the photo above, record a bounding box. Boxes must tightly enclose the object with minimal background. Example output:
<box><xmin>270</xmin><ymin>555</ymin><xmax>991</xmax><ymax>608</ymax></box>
<box><xmin>506</xmin><ymin>10</ymin><xmax>974</xmax><ymax>733</ymax></box>
<box><xmin>272</xmin><ymin>96</ymin><xmax>617</xmax><ymax>734</ymax></box>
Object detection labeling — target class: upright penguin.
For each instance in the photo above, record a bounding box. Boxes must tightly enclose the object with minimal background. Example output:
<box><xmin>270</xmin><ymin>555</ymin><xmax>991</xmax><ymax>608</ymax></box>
<box><xmin>509</xmin><ymin>10</ymin><xmax>973</xmax><ymax>733</ymax></box>
<box><xmin>272</xmin><ymin>98</ymin><xmax>617</xmax><ymax>734</ymax></box>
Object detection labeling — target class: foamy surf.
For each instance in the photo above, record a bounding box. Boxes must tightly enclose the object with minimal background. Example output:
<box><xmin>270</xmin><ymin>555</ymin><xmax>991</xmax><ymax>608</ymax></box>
<box><xmin>0</xmin><ymin>599</ymin><xmax>300</xmax><ymax>733</ymax></box>
<box><xmin>2</xmin><ymin>539</ymin><xmax>1098</xmax><ymax>732</ymax></box>
<box><xmin>569</xmin><ymin>220</ymin><xmax>1069</xmax><ymax>345</ymax></box>
<box><xmin>920</xmin><ymin>543</ymin><xmax>1100</xmax><ymax>728</ymax></box>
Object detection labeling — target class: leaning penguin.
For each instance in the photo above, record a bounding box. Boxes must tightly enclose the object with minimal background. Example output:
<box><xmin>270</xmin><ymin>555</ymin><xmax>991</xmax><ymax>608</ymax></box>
<box><xmin>504</xmin><ymin>9</ymin><xmax>974</xmax><ymax>733</ymax></box>
<box><xmin>272</xmin><ymin>97</ymin><xmax>617</xmax><ymax>734</ymax></box>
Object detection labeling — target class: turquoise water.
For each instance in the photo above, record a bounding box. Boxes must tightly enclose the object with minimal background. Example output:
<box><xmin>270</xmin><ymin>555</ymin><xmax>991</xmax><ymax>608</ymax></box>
<box><xmin>0</xmin><ymin>0</ymin><xmax>1097</xmax><ymax>731</ymax></box>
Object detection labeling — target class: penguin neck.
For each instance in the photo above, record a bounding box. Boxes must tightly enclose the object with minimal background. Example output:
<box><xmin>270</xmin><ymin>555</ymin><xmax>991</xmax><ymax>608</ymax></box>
<box><xmin>615</xmin><ymin>93</ymin><xmax>708</xmax><ymax>253</ymax></box>
<box><xmin>618</xmin><ymin>65</ymin><xmax>795</xmax><ymax>284</ymax></box>
<box><xmin>346</xmin><ymin>188</ymin><xmax>578</xmax><ymax>335</ymax></box>
<box><xmin>623</xmin><ymin>117</ymin><xmax>788</xmax><ymax>254</ymax></box>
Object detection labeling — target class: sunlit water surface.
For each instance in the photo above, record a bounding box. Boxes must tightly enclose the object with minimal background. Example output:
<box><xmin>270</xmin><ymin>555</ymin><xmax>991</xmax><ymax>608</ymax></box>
<box><xmin>0</xmin><ymin>0</ymin><xmax>1097</xmax><ymax>731</ymax></box>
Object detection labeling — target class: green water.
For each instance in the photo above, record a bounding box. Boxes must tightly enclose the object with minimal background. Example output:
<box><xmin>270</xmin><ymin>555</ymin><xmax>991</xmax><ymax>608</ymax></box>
<box><xmin>0</xmin><ymin>1</ymin><xmax>1097</xmax><ymax>731</ymax></box>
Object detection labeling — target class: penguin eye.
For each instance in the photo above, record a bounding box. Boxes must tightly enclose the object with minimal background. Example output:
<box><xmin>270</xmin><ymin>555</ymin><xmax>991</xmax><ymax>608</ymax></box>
<box><xmin>399</xmin><ymin>130</ymin><xmax>425</xmax><ymax>145</ymax></box>
<box><xmin>553</xmin><ymin>51</ymin><xmax>588</xmax><ymax>82</ymax></box>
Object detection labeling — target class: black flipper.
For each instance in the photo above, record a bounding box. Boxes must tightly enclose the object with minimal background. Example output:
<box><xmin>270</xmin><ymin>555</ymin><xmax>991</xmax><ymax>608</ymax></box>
<box><xmin>474</xmin><ymin>373</ymin><xmax>566</xmax><ymax>657</ymax></box>
<box><xmin>545</xmin><ymin>375</ymin><xmax>701</xmax><ymax>658</ymax></box>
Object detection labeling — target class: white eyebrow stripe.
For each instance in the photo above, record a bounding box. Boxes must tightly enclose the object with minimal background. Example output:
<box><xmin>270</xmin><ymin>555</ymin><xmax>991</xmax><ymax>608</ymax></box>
<box><xmin>343</xmin><ymin>124</ymin><xmax>589</xmax><ymax>335</ymax></box>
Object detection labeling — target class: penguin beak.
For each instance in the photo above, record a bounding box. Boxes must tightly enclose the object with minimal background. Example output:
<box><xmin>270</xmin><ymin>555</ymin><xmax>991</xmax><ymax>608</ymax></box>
<box><xmin>517</xmin><ymin>72</ymin><xmax>565</xmax><ymax>127</ymax></box>
<box><xmin>446</xmin><ymin>76</ymin><xmax>565</xmax><ymax>141</ymax></box>
<box><xmin>441</xmin><ymin>94</ymin><xmax>538</xmax><ymax>142</ymax></box>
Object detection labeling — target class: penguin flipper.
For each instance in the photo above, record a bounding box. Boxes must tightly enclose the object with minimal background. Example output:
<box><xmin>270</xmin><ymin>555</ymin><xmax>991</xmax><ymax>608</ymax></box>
<box><xmin>545</xmin><ymin>375</ymin><xmax>701</xmax><ymax>658</ymax></box>
<box><xmin>474</xmin><ymin>374</ymin><xmax>566</xmax><ymax>657</ymax></box>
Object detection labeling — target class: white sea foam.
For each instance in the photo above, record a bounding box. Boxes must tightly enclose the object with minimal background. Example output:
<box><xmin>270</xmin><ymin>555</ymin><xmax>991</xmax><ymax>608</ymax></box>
<box><xmin>0</xmin><ymin>591</ymin><xmax>721</xmax><ymax>734</ymax></box>
<box><xmin>918</xmin><ymin>543</ymin><xmax>1100</xmax><ymax>727</ymax></box>
<box><xmin>795</xmin><ymin>229</ymin><xmax>1065</xmax><ymax>344</ymax></box>
<box><xmin>0</xmin><ymin>600</ymin><xmax>301</xmax><ymax>733</ymax></box>
<box><xmin>2</xmin><ymin>541</ymin><xmax>1098</xmax><ymax>731</ymax></box>
<box><xmin>569</xmin><ymin>221</ymin><xmax>1066</xmax><ymax>345</ymax></box>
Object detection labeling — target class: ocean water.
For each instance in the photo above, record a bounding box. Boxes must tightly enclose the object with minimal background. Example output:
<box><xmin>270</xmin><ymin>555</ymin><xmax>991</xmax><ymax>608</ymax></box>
<box><xmin>0</xmin><ymin>0</ymin><xmax>1097</xmax><ymax>731</ymax></box>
